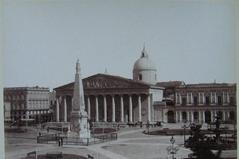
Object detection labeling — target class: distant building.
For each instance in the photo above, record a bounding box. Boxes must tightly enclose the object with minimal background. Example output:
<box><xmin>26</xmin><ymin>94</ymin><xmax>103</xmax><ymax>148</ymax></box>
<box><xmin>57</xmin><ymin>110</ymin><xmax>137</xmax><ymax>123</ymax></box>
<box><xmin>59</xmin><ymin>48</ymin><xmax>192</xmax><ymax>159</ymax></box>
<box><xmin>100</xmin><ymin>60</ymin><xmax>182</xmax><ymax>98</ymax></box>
<box><xmin>156</xmin><ymin>82</ymin><xmax>236</xmax><ymax>123</ymax></box>
<box><xmin>4</xmin><ymin>86</ymin><xmax>52</xmax><ymax>123</ymax></box>
<box><xmin>4</xmin><ymin>102</ymin><xmax>11</xmax><ymax>121</ymax></box>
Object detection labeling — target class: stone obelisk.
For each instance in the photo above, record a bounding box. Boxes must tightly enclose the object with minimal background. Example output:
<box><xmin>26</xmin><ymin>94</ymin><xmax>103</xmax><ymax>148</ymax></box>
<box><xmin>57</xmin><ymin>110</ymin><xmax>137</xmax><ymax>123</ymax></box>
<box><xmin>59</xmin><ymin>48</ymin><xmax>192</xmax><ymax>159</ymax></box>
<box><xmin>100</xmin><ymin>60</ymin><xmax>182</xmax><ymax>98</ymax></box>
<box><xmin>71</xmin><ymin>59</ymin><xmax>90</xmax><ymax>140</ymax></box>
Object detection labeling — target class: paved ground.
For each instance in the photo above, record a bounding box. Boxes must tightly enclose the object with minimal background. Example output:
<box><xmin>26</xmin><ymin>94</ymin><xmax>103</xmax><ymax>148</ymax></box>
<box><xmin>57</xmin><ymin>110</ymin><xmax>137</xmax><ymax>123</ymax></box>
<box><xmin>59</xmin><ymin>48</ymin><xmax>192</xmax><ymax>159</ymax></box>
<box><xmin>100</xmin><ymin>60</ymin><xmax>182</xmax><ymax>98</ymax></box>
<box><xmin>5</xmin><ymin>123</ymin><xmax>237</xmax><ymax>159</ymax></box>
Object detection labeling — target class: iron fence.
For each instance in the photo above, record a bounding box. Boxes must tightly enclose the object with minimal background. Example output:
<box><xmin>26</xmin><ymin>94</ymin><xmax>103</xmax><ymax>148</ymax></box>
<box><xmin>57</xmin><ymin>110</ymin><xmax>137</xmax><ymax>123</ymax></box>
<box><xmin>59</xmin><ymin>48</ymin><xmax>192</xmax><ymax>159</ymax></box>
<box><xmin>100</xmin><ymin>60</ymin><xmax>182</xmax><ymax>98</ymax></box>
<box><xmin>37</xmin><ymin>132</ymin><xmax>117</xmax><ymax>146</ymax></box>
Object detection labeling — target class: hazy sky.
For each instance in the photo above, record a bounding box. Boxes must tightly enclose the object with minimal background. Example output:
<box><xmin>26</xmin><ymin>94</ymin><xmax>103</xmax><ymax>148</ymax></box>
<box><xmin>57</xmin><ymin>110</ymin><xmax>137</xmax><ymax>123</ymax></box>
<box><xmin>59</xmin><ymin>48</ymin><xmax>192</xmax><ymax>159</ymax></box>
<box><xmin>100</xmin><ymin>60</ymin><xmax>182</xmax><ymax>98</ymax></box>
<box><xmin>3</xmin><ymin>0</ymin><xmax>237</xmax><ymax>90</ymax></box>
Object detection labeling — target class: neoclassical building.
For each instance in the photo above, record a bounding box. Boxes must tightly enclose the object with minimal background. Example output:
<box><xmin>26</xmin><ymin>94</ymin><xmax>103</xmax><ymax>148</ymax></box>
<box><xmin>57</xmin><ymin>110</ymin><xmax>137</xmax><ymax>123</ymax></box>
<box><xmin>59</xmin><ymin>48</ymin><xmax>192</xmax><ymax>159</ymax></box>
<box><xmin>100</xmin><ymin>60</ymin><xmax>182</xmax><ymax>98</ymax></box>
<box><xmin>54</xmin><ymin>74</ymin><xmax>164</xmax><ymax>123</ymax></box>
<box><xmin>157</xmin><ymin>82</ymin><xmax>236</xmax><ymax>123</ymax></box>
<box><xmin>4</xmin><ymin>86</ymin><xmax>52</xmax><ymax>123</ymax></box>
<box><xmin>53</xmin><ymin>48</ymin><xmax>237</xmax><ymax>124</ymax></box>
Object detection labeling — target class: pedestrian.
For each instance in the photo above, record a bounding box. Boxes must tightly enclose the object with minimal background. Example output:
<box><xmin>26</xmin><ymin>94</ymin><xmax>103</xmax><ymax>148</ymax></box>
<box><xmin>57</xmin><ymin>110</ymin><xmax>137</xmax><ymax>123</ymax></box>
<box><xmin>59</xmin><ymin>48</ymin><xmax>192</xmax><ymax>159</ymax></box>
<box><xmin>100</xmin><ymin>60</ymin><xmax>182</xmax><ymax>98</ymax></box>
<box><xmin>58</xmin><ymin>138</ymin><xmax>61</xmax><ymax>147</ymax></box>
<box><xmin>60</xmin><ymin>137</ymin><xmax>63</xmax><ymax>146</ymax></box>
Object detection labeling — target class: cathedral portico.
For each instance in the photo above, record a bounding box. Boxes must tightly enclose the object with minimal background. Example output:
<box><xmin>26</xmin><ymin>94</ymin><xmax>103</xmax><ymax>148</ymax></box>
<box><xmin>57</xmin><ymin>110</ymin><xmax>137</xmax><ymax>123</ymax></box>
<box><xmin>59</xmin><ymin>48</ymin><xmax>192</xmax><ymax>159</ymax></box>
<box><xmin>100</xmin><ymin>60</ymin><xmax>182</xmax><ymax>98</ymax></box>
<box><xmin>54</xmin><ymin>73</ymin><xmax>164</xmax><ymax>124</ymax></box>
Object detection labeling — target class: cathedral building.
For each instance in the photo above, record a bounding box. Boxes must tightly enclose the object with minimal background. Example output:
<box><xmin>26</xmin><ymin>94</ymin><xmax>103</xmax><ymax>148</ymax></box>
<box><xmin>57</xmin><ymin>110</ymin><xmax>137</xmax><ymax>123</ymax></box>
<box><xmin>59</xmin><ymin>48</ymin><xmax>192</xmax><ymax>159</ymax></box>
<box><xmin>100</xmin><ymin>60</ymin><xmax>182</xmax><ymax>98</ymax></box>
<box><xmin>53</xmin><ymin>48</ymin><xmax>237</xmax><ymax>124</ymax></box>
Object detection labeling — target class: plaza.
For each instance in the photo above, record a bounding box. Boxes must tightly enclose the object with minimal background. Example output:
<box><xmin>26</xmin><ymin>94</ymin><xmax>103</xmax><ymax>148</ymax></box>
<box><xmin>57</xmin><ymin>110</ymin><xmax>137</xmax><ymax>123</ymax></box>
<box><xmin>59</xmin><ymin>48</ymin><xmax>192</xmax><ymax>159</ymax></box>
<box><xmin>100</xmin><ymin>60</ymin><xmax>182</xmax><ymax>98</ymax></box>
<box><xmin>5</xmin><ymin>123</ymin><xmax>237</xmax><ymax>159</ymax></box>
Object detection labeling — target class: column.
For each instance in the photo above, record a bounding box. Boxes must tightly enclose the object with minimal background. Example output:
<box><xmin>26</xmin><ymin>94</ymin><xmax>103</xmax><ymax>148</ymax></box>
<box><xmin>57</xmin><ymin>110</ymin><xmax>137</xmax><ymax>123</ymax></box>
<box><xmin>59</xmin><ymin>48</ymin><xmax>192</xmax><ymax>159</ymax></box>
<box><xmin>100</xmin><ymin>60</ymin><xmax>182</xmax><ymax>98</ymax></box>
<box><xmin>227</xmin><ymin>92</ymin><xmax>230</xmax><ymax>104</ymax></box>
<box><xmin>191</xmin><ymin>93</ymin><xmax>193</xmax><ymax>104</ymax></box>
<box><xmin>214</xmin><ymin>92</ymin><xmax>217</xmax><ymax>104</ymax></box>
<box><xmin>198</xmin><ymin>111</ymin><xmax>201</xmax><ymax>123</ymax></box>
<box><xmin>138</xmin><ymin>95</ymin><xmax>142</xmax><ymax>122</ymax></box>
<box><xmin>179</xmin><ymin>93</ymin><xmax>182</xmax><ymax>105</ymax></box>
<box><xmin>227</xmin><ymin>112</ymin><xmax>230</xmax><ymax>120</ymax></box>
<box><xmin>64</xmin><ymin>97</ymin><xmax>67</xmax><ymax>122</ymax></box>
<box><xmin>223</xmin><ymin>111</ymin><xmax>226</xmax><ymax>121</ymax></box>
<box><xmin>202</xmin><ymin>111</ymin><xmax>205</xmax><ymax>123</ymax></box>
<box><xmin>210</xmin><ymin>92</ymin><xmax>213</xmax><ymax>104</ymax></box>
<box><xmin>198</xmin><ymin>93</ymin><xmax>201</xmax><ymax>105</ymax></box>
<box><xmin>187</xmin><ymin>112</ymin><xmax>190</xmax><ymax>122</ymax></box>
<box><xmin>120</xmin><ymin>95</ymin><xmax>124</xmax><ymax>122</ymax></box>
<box><xmin>129</xmin><ymin>95</ymin><xmax>133</xmax><ymax>123</ymax></box>
<box><xmin>222</xmin><ymin>92</ymin><xmax>225</xmax><ymax>105</ymax></box>
<box><xmin>95</xmin><ymin>96</ymin><xmax>99</xmax><ymax>122</ymax></box>
<box><xmin>112</xmin><ymin>95</ymin><xmax>115</xmax><ymax>122</ymax></box>
<box><xmin>202</xmin><ymin>93</ymin><xmax>205</xmax><ymax>104</ymax></box>
<box><xmin>56</xmin><ymin>98</ymin><xmax>59</xmax><ymax>122</ymax></box>
<box><xmin>175</xmin><ymin>111</ymin><xmax>178</xmax><ymax>123</ymax></box>
<box><xmin>87</xmin><ymin>96</ymin><xmax>91</xmax><ymax>119</ymax></box>
<box><xmin>103</xmin><ymin>95</ymin><xmax>107</xmax><ymax>122</ymax></box>
<box><xmin>147</xmin><ymin>94</ymin><xmax>151</xmax><ymax>122</ymax></box>
<box><xmin>179</xmin><ymin>111</ymin><xmax>182</xmax><ymax>122</ymax></box>
<box><xmin>175</xmin><ymin>92</ymin><xmax>178</xmax><ymax>105</ymax></box>
<box><xmin>191</xmin><ymin>111</ymin><xmax>194</xmax><ymax>122</ymax></box>
<box><xmin>186</xmin><ymin>93</ymin><xmax>189</xmax><ymax>105</ymax></box>
<box><xmin>211</xmin><ymin>111</ymin><xmax>214</xmax><ymax>122</ymax></box>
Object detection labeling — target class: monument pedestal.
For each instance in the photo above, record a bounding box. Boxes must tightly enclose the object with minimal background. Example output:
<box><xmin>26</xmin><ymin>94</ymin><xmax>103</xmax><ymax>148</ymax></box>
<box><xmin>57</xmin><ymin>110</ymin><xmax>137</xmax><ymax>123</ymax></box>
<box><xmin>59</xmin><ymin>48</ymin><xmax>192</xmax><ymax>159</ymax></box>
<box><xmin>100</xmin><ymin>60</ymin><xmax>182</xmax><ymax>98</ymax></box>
<box><xmin>71</xmin><ymin>111</ymin><xmax>91</xmax><ymax>140</ymax></box>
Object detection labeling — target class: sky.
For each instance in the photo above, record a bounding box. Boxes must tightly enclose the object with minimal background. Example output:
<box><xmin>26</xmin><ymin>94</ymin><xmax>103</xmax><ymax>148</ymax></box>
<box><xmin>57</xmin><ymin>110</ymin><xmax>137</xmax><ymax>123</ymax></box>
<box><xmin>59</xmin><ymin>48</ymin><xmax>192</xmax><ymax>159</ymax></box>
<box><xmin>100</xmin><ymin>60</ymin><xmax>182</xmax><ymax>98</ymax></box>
<box><xmin>3</xmin><ymin>0</ymin><xmax>238</xmax><ymax>90</ymax></box>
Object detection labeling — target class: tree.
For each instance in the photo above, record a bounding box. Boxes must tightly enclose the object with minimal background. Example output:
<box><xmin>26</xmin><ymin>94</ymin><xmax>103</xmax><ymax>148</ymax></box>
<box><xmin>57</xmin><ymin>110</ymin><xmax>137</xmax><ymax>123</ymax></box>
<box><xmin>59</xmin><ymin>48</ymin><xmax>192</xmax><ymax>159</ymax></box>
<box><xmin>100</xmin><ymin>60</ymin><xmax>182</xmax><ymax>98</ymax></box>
<box><xmin>185</xmin><ymin>124</ymin><xmax>222</xmax><ymax>159</ymax></box>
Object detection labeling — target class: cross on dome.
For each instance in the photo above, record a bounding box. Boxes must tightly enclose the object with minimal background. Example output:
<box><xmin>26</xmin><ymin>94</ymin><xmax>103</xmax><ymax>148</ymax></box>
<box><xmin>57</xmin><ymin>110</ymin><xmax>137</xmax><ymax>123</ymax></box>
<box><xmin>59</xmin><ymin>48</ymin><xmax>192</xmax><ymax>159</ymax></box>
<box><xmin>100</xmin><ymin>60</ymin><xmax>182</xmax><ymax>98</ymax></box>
<box><xmin>141</xmin><ymin>44</ymin><xmax>149</xmax><ymax>58</ymax></box>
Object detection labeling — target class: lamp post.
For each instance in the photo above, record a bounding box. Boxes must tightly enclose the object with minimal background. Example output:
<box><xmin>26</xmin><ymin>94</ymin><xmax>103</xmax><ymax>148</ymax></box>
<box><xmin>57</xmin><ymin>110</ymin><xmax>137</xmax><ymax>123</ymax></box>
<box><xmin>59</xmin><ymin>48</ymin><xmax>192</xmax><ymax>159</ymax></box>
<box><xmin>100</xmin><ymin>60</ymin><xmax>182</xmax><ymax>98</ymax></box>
<box><xmin>182</xmin><ymin>120</ymin><xmax>190</xmax><ymax>146</ymax></box>
<box><xmin>170</xmin><ymin>136</ymin><xmax>175</xmax><ymax>159</ymax></box>
<box><xmin>166</xmin><ymin>136</ymin><xmax>178</xmax><ymax>159</ymax></box>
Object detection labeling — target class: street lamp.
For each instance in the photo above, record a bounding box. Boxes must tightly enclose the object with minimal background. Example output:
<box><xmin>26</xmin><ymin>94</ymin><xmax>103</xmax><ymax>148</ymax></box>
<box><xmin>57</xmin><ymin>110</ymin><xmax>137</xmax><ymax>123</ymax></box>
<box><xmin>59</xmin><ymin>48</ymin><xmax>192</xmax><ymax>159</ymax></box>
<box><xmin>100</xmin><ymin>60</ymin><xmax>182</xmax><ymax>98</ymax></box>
<box><xmin>167</xmin><ymin>136</ymin><xmax>179</xmax><ymax>159</ymax></box>
<box><xmin>182</xmin><ymin>120</ymin><xmax>190</xmax><ymax>146</ymax></box>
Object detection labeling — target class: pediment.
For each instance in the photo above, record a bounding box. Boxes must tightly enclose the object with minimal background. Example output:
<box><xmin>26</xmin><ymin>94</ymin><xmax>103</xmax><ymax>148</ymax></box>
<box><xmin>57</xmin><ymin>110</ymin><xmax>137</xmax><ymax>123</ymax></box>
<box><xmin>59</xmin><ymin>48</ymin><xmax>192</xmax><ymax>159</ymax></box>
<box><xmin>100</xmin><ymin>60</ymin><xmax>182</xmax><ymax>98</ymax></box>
<box><xmin>83</xmin><ymin>74</ymin><xmax>150</xmax><ymax>89</ymax></box>
<box><xmin>54</xmin><ymin>74</ymin><xmax>150</xmax><ymax>91</ymax></box>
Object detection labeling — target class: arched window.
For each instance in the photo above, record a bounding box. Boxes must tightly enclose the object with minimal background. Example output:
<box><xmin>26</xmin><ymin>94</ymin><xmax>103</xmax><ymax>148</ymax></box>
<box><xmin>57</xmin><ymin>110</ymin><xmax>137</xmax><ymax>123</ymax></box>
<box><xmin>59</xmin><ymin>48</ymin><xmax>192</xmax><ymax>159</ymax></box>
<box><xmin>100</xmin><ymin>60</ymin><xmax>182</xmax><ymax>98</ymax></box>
<box><xmin>138</xmin><ymin>74</ymin><xmax>142</xmax><ymax>80</ymax></box>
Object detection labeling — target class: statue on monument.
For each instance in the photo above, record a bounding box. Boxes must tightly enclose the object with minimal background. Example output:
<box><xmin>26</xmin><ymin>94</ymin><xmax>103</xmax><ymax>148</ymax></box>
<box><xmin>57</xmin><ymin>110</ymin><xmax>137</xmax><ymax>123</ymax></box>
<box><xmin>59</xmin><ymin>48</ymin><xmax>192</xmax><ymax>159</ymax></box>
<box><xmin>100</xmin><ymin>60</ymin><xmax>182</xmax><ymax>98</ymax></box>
<box><xmin>70</xmin><ymin>59</ymin><xmax>91</xmax><ymax>140</ymax></box>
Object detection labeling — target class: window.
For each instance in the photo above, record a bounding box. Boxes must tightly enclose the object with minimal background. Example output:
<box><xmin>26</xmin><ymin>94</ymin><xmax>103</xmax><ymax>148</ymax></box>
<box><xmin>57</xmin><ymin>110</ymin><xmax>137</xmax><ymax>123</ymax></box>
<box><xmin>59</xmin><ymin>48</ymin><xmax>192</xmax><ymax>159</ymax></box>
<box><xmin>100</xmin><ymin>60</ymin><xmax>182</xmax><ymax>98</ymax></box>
<box><xmin>230</xmin><ymin>97</ymin><xmax>235</xmax><ymax>105</ymax></box>
<box><xmin>193</xmin><ymin>96</ymin><xmax>198</xmax><ymax>105</ymax></box>
<box><xmin>205</xmin><ymin>96</ymin><xmax>210</xmax><ymax>105</ymax></box>
<box><xmin>138</xmin><ymin>74</ymin><xmax>142</xmax><ymax>80</ymax></box>
<box><xmin>217</xmin><ymin>96</ymin><xmax>222</xmax><ymax>105</ymax></box>
<box><xmin>182</xmin><ymin>97</ymin><xmax>187</xmax><ymax>105</ymax></box>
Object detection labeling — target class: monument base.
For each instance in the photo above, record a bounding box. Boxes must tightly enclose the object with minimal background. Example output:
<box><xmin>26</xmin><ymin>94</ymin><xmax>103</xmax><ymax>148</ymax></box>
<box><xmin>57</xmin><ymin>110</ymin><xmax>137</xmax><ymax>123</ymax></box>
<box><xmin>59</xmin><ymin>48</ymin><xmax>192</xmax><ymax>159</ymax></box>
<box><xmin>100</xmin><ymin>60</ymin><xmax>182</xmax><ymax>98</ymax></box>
<box><xmin>70</xmin><ymin>111</ymin><xmax>91</xmax><ymax>140</ymax></box>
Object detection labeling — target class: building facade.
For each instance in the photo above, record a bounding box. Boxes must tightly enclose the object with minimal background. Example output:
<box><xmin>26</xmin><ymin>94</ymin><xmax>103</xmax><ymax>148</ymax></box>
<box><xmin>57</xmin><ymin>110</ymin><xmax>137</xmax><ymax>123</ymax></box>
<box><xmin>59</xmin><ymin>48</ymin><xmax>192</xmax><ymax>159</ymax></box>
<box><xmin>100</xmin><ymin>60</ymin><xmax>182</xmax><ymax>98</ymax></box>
<box><xmin>54</xmin><ymin>73</ymin><xmax>164</xmax><ymax>123</ymax></box>
<box><xmin>156</xmin><ymin>82</ymin><xmax>237</xmax><ymax>123</ymax></box>
<box><xmin>4</xmin><ymin>86</ymin><xmax>52</xmax><ymax>123</ymax></box>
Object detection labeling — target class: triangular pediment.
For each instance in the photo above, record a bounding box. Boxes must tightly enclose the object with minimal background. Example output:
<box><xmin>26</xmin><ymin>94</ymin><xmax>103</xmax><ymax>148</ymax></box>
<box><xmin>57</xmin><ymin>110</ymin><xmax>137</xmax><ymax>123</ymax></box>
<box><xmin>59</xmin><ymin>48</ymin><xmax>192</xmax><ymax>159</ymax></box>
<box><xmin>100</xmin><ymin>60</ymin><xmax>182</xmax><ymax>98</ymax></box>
<box><xmin>84</xmin><ymin>74</ymin><xmax>150</xmax><ymax>89</ymax></box>
<box><xmin>54</xmin><ymin>73</ymin><xmax>150</xmax><ymax>91</ymax></box>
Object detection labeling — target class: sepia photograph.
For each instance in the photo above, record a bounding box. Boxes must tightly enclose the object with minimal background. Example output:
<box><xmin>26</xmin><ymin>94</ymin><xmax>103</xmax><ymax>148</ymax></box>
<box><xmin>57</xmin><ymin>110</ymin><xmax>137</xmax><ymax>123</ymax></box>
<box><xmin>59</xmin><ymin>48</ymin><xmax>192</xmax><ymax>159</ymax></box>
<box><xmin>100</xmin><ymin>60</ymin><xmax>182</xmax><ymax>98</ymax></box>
<box><xmin>2</xmin><ymin>0</ymin><xmax>238</xmax><ymax>159</ymax></box>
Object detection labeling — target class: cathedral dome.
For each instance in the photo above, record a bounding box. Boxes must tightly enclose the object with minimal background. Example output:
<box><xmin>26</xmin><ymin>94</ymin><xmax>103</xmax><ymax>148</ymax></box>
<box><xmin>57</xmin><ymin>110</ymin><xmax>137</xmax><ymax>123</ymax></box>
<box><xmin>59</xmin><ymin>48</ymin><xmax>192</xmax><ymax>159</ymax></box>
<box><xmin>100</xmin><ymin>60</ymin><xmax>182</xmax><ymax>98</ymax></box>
<box><xmin>133</xmin><ymin>46</ymin><xmax>158</xmax><ymax>85</ymax></box>
<box><xmin>133</xmin><ymin>48</ymin><xmax>156</xmax><ymax>71</ymax></box>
